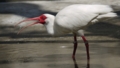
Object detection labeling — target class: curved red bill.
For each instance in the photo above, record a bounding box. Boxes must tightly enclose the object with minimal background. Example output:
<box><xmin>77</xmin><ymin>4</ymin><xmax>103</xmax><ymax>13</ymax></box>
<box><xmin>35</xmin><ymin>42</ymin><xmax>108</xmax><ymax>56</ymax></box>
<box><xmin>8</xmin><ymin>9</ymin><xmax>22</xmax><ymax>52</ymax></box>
<box><xmin>14</xmin><ymin>17</ymin><xmax>40</xmax><ymax>27</ymax></box>
<box><xmin>17</xmin><ymin>21</ymin><xmax>39</xmax><ymax>34</ymax></box>
<box><xmin>15</xmin><ymin>17</ymin><xmax>40</xmax><ymax>34</ymax></box>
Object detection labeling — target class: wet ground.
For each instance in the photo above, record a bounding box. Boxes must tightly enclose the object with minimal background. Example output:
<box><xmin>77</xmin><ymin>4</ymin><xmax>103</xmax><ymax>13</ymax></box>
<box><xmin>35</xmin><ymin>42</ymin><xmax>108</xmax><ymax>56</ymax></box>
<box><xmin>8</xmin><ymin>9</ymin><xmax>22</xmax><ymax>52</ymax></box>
<box><xmin>0</xmin><ymin>1</ymin><xmax>120</xmax><ymax>68</ymax></box>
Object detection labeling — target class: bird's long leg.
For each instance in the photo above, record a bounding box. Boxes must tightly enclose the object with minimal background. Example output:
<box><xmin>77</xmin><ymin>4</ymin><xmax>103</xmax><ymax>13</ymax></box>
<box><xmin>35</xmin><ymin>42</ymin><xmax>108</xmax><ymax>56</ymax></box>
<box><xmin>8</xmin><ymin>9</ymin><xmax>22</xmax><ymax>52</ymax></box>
<box><xmin>72</xmin><ymin>33</ymin><xmax>78</xmax><ymax>59</ymax></box>
<box><xmin>81</xmin><ymin>36</ymin><xmax>90</xmax><ymax>60</ymax></box>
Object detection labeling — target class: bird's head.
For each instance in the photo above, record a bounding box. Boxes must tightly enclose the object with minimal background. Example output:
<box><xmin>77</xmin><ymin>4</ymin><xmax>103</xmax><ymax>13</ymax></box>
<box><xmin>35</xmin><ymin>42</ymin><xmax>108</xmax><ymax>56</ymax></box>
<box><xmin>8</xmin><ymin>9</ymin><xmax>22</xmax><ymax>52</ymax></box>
<box><xmin>15</xmin><ymin>14</ymin><xmax>48</xmax><ymax>34</ymax></box>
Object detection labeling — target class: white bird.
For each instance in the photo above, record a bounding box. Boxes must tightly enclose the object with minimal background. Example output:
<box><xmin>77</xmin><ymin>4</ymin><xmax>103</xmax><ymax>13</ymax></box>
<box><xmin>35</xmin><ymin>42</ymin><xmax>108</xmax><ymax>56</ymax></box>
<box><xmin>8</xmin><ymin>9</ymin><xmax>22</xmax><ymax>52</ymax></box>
<box><xmin>15</xmin><ymin>4</ymin><xmax>119</xmax><ymax>60</ymax></box>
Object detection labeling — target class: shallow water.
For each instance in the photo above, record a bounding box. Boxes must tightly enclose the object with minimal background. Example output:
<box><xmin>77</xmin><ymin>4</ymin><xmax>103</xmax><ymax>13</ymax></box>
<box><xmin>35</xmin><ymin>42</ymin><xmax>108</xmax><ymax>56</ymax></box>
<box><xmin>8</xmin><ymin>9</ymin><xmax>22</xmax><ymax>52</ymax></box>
<box><xmin>0</xmin><ymin>41</ymin><xmax>120</xmax><ymax>68</ymax></box>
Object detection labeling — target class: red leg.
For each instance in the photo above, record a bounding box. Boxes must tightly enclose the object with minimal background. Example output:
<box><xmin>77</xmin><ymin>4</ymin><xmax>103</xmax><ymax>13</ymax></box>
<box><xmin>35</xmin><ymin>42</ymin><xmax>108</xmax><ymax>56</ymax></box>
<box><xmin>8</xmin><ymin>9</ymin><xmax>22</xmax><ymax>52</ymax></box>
<box><xmin>72</xmin><ymin>34</ymin><xmax>78</xmax><ymax>59</ymax></box>
<box><xmin>81</xmin><ymin>36</ymin><xmax>90</xmax><ymax>60</ymax></box>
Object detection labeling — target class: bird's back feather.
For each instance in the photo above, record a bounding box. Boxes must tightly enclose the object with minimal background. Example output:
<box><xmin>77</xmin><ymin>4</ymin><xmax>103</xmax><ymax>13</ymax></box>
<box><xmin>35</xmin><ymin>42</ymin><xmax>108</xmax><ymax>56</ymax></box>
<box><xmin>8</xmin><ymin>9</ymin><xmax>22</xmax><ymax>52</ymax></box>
<box><xmin>54</xmin><ymin>4</ymin><xmax>116</xmax><ymax>33</ymax></box>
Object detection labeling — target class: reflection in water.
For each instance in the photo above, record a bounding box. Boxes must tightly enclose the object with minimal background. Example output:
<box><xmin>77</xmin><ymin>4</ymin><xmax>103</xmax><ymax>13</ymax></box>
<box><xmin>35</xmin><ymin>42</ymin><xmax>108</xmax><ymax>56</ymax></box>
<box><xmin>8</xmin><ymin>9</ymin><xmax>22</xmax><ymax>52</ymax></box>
<box><xmin>73</xmin><ymin>58</ymin><xmax>90</xmax><ymax>68</ymax></box>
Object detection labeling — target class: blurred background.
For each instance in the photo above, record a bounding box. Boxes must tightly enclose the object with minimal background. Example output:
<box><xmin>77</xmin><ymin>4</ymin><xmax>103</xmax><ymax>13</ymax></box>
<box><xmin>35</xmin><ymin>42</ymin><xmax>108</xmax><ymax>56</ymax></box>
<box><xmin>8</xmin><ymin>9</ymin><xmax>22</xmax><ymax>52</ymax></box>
<box><xmin>0</xmin><ymin>0</ymin><xmax>57</xmax><ymax>2</ymax></box>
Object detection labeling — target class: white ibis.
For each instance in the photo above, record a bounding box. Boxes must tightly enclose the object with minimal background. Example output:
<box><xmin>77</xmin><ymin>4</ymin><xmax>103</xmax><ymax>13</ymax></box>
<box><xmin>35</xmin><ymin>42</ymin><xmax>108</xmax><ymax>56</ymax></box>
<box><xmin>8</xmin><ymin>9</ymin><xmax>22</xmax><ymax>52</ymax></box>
<box><xmin>15</xmin><ymin>4</ymin><xmax>118</xmax><ymax>60</ymax></box>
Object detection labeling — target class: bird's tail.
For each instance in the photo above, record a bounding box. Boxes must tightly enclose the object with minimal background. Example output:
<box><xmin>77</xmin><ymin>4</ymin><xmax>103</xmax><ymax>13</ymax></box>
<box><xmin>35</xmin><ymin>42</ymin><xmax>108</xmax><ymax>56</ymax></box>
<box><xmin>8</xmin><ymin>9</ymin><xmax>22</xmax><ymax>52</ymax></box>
<box><xmin>111</xmin><ymin>5</ymin><xmax>120</xmax><ymax>16</ymax></box>
<box><xmin>96</xmin><ymin>5</ymin><xmax>120</xmax><ymax>23</ymax></box>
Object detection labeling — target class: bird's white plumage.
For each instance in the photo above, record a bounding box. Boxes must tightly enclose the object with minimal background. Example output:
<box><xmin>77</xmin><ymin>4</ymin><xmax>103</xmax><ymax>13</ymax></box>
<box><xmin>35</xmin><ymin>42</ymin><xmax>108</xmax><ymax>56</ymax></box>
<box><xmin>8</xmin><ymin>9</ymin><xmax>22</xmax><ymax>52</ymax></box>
<box><xmin>44</xmin><ymin>4</ymin><xmax>118</xmax><ymax>36</ymax></box>
<box><xmin>58</xmin><ymin>4</ymin><xmax>113</xmax><ymax>14</ymax></box>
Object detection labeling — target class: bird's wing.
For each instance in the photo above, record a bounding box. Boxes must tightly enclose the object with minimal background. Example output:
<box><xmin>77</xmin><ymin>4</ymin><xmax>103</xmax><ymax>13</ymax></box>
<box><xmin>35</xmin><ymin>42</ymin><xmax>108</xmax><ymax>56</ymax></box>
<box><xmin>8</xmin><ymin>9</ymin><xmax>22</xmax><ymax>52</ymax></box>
<box><xmin>55</xmin><ymin>4</ymin><xmax>118</xmax><ymax>31</ymax></box>
<box><xmin>55</xmin><ymin>8</ymin><xmax>99</xmax><ymax>31</ymax></box>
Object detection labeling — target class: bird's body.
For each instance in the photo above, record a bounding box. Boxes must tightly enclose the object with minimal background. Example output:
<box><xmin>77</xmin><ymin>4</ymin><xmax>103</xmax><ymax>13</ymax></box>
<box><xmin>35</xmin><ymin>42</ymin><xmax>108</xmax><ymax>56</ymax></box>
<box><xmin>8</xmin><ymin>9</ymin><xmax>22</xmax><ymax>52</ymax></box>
<box><xmin>44</xmin><ymin>4</ymin><xmax>117</xmax><ymax>35</ymax></box>
<box><xmin>16</xmin><ymin>4</ymin><xmax>119</xmax><ymax>60</ymax></box>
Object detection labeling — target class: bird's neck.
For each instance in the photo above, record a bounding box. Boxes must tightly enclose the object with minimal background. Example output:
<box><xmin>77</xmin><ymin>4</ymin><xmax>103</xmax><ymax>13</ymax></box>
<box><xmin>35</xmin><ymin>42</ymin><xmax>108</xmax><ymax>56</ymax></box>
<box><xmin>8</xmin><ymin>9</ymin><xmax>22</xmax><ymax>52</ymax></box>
<box><xmin>45</xmin><ymin>22</ymin><xmax>54</xmax><ymax>35</ymax></box>
<box><xmin>44</xmin><ymin>16</ymin><xmax>55</xmax><ymax>35</ymax></box>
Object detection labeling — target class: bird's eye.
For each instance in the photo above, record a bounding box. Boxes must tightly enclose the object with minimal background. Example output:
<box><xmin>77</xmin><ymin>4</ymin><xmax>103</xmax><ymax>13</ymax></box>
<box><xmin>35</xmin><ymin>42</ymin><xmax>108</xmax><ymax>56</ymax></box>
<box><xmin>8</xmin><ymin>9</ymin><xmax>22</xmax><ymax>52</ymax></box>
<box><xmin>41</xmin><ymin>15</ymin><xmax>47</xmax><ymax>20</ymax></box>
<box><xmin>39</xmin><ymin>14</ymin><xmax>47</xmax><ymax>24</ymax></box>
